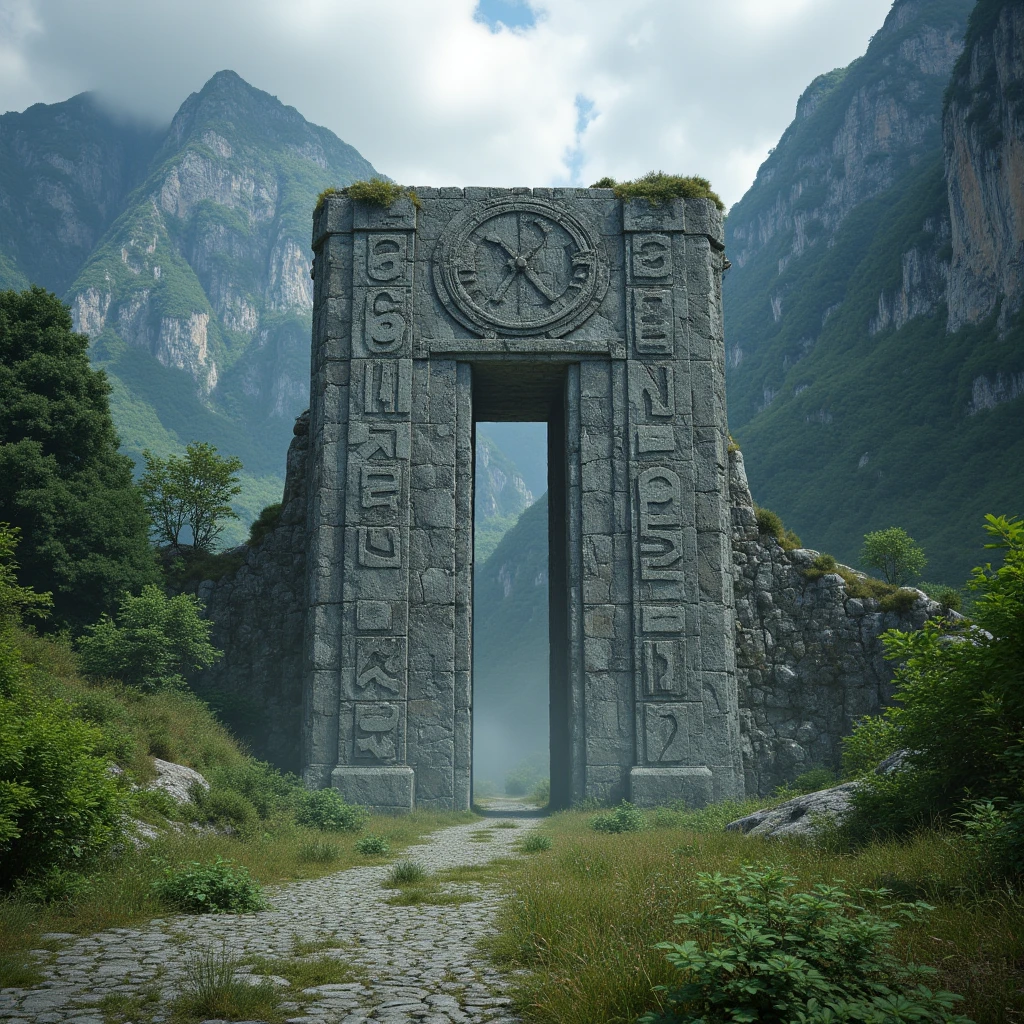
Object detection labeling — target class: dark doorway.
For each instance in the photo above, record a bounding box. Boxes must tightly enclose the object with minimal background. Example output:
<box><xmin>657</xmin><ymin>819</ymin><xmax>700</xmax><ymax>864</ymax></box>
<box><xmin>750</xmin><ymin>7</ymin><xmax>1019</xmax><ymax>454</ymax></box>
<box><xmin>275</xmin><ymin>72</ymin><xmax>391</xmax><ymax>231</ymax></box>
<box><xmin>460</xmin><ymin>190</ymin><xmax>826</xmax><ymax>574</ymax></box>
<box><xmin>470</xmin><ymin>361</ymin><xmax>570</xmax><ymax>809</ymax></box>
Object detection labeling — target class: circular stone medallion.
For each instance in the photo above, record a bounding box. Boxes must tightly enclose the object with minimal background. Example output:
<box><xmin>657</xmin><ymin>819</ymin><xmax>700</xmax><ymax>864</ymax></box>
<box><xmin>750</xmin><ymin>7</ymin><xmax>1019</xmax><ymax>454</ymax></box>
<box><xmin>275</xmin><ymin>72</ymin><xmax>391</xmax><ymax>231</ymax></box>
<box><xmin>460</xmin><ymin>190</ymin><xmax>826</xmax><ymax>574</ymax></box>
<box><xmin>432</xmin><ymin>197</ymin><xmax>610</xmax><ymax>337</ymax></box>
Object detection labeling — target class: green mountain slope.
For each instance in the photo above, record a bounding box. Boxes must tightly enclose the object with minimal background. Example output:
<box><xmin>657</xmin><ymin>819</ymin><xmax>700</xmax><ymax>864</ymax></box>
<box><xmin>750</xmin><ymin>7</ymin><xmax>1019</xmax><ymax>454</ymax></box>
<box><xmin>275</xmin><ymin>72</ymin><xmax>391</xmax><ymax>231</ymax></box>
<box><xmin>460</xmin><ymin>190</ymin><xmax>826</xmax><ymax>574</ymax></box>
<box><xmin>723</xmin><ymin>0</ymin><xmax>1022</xmax><ymax>586</ymax></box>
<box><xmin>0</xmin><ymin>93</ymin><xmax>161</xmax><ymax>294</ymax></box>
<box><xmin>58</xmin><ymin>71</ymin><xmax>379</xmax><ymax>537</ymax></box>
<box><xmin>472</xmin><ymin>493</ymin><xmax>549</xmax><ymax>785</ymax></box>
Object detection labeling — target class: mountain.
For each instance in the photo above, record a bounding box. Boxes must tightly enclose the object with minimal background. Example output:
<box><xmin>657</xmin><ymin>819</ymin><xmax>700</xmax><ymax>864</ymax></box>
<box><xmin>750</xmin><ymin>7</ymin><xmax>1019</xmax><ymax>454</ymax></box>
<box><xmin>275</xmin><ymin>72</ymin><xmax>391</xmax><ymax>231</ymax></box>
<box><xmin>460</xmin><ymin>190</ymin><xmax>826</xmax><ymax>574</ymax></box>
<box><xmin>474</xmin><ymin>433</ymin><xmax>536</xmax><ymax>561</ymax></box>
<box><xmin>1</xmin><ymin>72</ymin><xmax>379</xmax><ymax>538</ymax></box>
<box><xmin>0</xmin><ymin>93</ymin><xmax>161</xmax><ymax>294</ymax></box>
<box><xmin>472</xmin><ymin>493</ymin><xmax>549</xmax><ymax>784</ymax></box>
<box><xmin>723</xmin><ymin>0</ymin><xmax>1023</xmax><ymax>587</ymax></box>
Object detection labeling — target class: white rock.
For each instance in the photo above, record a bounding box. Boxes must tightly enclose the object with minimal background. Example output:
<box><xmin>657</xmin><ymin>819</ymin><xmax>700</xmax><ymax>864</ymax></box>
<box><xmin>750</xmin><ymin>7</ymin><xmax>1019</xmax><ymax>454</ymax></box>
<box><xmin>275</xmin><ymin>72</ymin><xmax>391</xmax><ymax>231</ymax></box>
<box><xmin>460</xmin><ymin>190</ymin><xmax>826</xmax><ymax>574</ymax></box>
<box><xmin>147</xmin><ymin>757</ymin><xmax>210</xmax><ymax>804</ymax></box>
<box><xmin>725</xmin><ymin>782</ymin><xmax>861</xmax><ymax>839</ymax></box>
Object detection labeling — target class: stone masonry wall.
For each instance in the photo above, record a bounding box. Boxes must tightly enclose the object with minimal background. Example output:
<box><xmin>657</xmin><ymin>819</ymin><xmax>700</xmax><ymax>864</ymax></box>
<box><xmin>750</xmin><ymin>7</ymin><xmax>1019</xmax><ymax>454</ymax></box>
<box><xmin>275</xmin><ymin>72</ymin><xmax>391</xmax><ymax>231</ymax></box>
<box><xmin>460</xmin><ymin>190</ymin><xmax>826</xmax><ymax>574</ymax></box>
<box><xmin>193</xmin><ymin>416</ymin><xmax>941</xmax><ymax>797</ymax></box>
<box><xmin>188</xmin><ymin>411</ymin><xmax>309</xmax><ymax>773</ymax></box>
<box><xmin>729</xmin><ymin>448</ymin><xmax>942</xmax><ymax>796</ymax></box>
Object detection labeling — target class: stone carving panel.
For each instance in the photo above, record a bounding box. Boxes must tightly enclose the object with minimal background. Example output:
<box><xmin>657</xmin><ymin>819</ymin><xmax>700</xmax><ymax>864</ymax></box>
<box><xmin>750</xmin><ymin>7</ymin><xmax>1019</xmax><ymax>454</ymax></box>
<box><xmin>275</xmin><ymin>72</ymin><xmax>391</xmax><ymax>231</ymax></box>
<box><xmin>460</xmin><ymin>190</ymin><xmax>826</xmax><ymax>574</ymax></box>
<box><xmin>432</xmin><ymin>196</ymin><xmax>609</xmax><ymax>337</ymax></box>
<box><xmin>354</xmin><ymin>702</ymin><xmax>403</xmax><ymax>763</ymax></box>
<box><xmin>643</xmin><ymin>702</ymin><xmax>704</xmax><ymax>764</ymax></box>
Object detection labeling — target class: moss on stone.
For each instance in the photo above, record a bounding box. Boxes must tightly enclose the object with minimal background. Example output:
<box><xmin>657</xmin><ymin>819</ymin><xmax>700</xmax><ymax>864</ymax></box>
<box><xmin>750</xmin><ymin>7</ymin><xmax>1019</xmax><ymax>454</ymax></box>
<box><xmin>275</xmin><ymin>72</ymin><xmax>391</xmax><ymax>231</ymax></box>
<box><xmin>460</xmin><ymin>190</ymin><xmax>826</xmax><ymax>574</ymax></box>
<box><xmin>316</xmin><ymin>177</ymin><xmax>422</xmax><ymax>213</ymax></box>
<box><xmin>590</xmin><ymin>171</ymin><xmax>725</xmax><ymax>211</ymax></box>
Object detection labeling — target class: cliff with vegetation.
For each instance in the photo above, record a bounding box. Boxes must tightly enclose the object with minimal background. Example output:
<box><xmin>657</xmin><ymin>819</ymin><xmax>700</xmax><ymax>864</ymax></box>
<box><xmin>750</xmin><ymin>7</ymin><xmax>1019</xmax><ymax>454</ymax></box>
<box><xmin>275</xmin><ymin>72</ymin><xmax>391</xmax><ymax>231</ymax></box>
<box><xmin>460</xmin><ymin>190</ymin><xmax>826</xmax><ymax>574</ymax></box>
<box><xmin>724</xmin><ymin>0</ymin><xmax>1023</xmax><ymax>586</ymax></box>
<box><xmin>1</xmin><ymin>72</ymin><xmax>378</xmax><ymax>537</ymax></box>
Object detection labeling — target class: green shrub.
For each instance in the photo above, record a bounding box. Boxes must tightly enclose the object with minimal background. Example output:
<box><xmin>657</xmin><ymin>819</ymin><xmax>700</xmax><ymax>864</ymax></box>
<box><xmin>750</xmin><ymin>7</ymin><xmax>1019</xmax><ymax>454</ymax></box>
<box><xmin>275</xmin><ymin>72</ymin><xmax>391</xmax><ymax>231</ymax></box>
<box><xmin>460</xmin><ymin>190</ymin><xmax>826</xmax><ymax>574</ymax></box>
<box><xmin>0</xmin><ymin>666</ymin><xmax>126</xmax><ymax>888</ymax></box>
<box><xmin>640</xmin><ymin>865</ymin><xmax>970</xmax><ymax>1024</ymax></box>
<box><xmin>520</xmin><ymin>832</ymin><xmax>553</xmax><ymax>853</ymax></box>
<box><xmin>505</xmin><ymin>753</ymin><xmax>547</xmax><ymax>796</ymax></box>
<box><xmin>473</xmin><ymin>778</ymin><xmax>498</xmax><ymax>799</ymax></box>
<box><xmin>294</xmin><ymin>788</ymin><xmax>368</xmax><ymax>833</ymax></box>
<box><xmin>189</xmin><ymin>787</ymin><xmax>259</xmax><ymax>831</ymax></box>
<box><xmin>774</xmin><ymin>766</ymin><xmax>837</xmax><ymax>798</ymax></box>
<box><xmin>591</xmin><ymin>801</ymin><xmax>646</xmax><ymax>834</ymax></box>
<box><xmin>152</xmin><ymin>856</ymin><xmax>268</xmax><ymax>913</ymax></box>
<box><xmin>532</xmin><ymin>777</ymin><xmax>551</xmax><ymax>806</ymax></box>
<box><xmin>247</xmin><ymin>502</ymin><xmax>282</xmax><ymax>547</ymax></box>
<box><xmin>918</xmin><ymin>581</ymin><xmax>963</xmax><ymax>613</ymax></box>
<box><xmin>77</xmin><ymin>585</ymin><xmax>221</xmax><ymax>692</ymax></box>
<box><xmin>802</xmin><ymin>552</ymin><xmax>838</xmax><ymax>580</ymax></box>
<box><xmin>843</xmin><ymin>514</ymin><xmax>1024</xmax><ymax>851</ymax></box>
<box><xmin>591</xmin><ymin>171</ymin><xmax>725</xmax><ymax>211</ymax></box>
<box><xmin>387</xmin><ymin>860</ymin><xmax>427</xmax><ymax>886</ymax></box>
<box><xmin>754</xmin><ymin>505</ymin><xmax>783</xmax><ymax>540</ymax></box>
<box><xmin>298</xmin><ymin>840</ymin><xmax>341</xmax><ymax>863</ymax></box>
<box><xmin>14</xmin><ymin>867</ymin><xmax>89</xmax><ymax>905</ymax></box>
<box><xmin>355</xmin><ymin>834</ymin><xmax>390</xmax><ymax>856</ymax></box>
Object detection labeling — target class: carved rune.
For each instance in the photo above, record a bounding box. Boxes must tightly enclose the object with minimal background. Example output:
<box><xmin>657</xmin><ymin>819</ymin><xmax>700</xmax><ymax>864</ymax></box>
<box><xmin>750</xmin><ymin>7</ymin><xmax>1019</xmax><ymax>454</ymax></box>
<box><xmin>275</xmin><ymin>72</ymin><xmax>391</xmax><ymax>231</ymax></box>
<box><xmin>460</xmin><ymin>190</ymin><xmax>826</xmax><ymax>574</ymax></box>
<box><xmin>433</xmin><ymin>197</ymin><xmax>609</xmax><ymax>337</ymax></box>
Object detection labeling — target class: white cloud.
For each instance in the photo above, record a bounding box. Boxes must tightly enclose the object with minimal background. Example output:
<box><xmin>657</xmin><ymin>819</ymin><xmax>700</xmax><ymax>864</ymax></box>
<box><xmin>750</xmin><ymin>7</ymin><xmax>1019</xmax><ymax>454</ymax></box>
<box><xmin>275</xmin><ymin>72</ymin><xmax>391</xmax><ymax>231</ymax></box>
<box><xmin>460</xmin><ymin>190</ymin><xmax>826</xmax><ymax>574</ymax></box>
<box><xmin>0</xmin><ymin>0</ymin><xmax>893</xmax><ymax>208</ymax></box>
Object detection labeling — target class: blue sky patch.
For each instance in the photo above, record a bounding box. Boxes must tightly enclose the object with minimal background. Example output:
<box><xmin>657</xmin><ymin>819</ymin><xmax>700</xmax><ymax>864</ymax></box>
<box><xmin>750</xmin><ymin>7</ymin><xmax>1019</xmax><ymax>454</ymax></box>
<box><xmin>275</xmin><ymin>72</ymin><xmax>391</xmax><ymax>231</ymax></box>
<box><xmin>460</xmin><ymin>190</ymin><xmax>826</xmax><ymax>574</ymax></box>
<box><xmin>474</xmin><ymin>0</ymin><xmax>537</xmax><ymax>33</ymax></box>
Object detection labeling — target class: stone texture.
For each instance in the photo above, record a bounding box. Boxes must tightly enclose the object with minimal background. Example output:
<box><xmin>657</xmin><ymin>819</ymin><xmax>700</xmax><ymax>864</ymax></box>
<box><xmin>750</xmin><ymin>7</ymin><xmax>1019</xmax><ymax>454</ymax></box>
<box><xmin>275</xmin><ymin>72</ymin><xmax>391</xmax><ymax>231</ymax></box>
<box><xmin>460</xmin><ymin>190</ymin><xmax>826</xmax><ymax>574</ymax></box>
<box><xmin>725</xmin><ymin>782</ymin><xmax>860</xmax><ymax>838</ymax></box>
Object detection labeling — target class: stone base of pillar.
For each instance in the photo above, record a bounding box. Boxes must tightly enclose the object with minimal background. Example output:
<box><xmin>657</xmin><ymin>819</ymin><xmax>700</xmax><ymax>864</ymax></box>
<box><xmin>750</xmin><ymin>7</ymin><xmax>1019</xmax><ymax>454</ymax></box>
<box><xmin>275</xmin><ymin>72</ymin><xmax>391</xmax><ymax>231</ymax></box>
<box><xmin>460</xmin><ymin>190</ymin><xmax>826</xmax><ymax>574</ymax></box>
<box><xmin>630</xmin><ymin>767</ymin><xmax>713</xmax><ymax>808</ymax></box>
<box><xmin>332</xmin><ymin>766</ymin><xmax>415</xmax><ymax>813</ymax></box>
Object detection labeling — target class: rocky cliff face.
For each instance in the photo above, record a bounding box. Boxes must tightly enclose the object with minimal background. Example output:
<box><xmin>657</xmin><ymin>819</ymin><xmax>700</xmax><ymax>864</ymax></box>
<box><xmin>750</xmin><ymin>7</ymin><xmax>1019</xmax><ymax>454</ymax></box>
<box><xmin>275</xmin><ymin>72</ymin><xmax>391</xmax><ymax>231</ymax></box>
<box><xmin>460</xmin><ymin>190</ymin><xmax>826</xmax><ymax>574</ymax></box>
<box><xmin>722</xmin><ymin>0</ymin><xmax>1024</xmax><ymax>588</ymax></box>
<box><xmin>728</xmin><ymin>0</ymin><xmax>967</xmax><ymax>290</ymax></box>
<box><xmin>944</xmin><ymin>0</ymin><xmax>1024</xmax><ymax>332</ymax></box>
<box><xmin>0</xmin><ymin>93</ymin><xmax>160</xmax><ymax>293</ymax></box>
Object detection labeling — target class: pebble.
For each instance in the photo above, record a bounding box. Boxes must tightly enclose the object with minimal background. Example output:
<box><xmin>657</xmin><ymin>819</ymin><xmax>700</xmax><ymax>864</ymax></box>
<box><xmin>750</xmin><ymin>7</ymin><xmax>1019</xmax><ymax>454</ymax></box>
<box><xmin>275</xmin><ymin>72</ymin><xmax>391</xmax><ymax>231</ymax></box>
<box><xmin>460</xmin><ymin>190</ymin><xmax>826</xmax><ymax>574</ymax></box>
<box><xmin>2</xmin><ymin>814</ymin><xmax>540</xmax><ymax>1023</ymax></box>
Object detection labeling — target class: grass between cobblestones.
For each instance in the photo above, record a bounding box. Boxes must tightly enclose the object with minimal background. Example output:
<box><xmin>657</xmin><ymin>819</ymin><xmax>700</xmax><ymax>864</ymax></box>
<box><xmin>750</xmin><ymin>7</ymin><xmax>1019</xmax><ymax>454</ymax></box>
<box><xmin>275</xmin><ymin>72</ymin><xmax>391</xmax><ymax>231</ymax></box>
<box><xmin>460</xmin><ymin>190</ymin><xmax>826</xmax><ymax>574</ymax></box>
<box><xmin>487</xmin><ymin>805</ymin><xmax>1024</xmax><ymax>1024</ymax></box>
<box><xmin>0</xmin><ymin>809</ymin><xmax>477</xmax><ymax>989</ymax></box>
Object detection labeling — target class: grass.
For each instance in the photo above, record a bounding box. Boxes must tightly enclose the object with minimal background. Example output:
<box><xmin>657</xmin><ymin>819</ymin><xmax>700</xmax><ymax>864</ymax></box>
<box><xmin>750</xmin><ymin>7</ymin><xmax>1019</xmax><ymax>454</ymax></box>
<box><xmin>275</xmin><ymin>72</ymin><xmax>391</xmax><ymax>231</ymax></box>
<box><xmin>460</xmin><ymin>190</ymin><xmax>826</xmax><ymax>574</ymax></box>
<box><xmin>170</xmin><ymin>950</ymin><xmax>282</xmax><ymax>1023</ymax></box>
<box><xmin>385</xmin><ymin>860</ymin><xmax>428</xmax><ymax>887</ymax></box>
<box><xmin>98</xmin><ymin>987</ymin><xmax>162</xmax><ymax>1023</ymax></box>
<box><xmin>487</xmin><ymin>807</ymin><xmax>1024</xmax><ymax>1024</ymax></box>
<box><xmin>590</xmin><ymin>171</ymin><xmax>725</xmax><ymax>211</ymax></box>
<box><xmin>518</xmin><ymin>833</ymin><xmax>553</xmax><ymax>853</ymax></box>
<box><xmin>243</xmin><ymin>951</ymin><xmax>367</xmax><ymax>989</ymax></box>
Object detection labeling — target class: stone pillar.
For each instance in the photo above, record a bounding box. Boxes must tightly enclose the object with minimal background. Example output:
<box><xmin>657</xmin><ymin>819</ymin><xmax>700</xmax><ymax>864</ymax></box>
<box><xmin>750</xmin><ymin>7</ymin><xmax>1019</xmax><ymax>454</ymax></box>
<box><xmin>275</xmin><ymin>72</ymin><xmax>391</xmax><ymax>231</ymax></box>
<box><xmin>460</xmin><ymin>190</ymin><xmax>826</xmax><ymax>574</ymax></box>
<box><xmin>622</xmin><ymin>200</ymin><xmax>744</xmax><ymax>806</ymax></box>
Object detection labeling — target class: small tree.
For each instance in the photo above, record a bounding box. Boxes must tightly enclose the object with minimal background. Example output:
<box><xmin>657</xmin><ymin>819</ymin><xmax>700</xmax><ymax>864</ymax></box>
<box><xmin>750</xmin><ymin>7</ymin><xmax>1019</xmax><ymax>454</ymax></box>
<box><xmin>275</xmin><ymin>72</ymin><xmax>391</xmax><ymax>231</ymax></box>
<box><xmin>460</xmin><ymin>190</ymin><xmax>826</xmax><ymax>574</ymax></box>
<box><xmin>77</xmin><ymin>584</ymin><xmax>221</xmax><ymax>691</ymax></box>
<box><xmin>860</xmin><ymin>526</ymin><xmax>926</xmax><ymax>585</ymax></box>
<box><xmin>140</xmin><ymin>443</ymin><xmax>242</xmax><ymax>552</ymax></box>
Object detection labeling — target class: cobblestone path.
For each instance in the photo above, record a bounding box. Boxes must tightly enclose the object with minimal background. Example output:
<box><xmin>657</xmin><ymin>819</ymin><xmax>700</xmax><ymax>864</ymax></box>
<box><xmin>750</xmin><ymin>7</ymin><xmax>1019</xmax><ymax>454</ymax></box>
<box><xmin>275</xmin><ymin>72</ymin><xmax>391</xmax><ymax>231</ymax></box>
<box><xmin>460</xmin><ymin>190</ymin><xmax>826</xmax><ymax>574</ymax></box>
<box><xmin>0</xmin><ymin>815</ymin><xmax>541</xmax><ymax>1024</ymax></box>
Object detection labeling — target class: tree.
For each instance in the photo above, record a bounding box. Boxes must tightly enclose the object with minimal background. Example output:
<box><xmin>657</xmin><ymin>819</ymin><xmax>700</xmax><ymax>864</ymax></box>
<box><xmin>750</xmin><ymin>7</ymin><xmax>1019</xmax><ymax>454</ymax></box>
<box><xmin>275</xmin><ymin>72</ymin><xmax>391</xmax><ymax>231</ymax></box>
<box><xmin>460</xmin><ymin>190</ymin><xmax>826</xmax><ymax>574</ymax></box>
<box><xmin>140</xmin><ymin>442</ymin><xmax>242</xmax><ymax>553</ymax></box>
<box><xmin>860</xmin><ymin>526</ymin><xmax>926</xmax><ymax>585</ymax></box>
<box><xmin>77</xmin><ymin>584</ymin><xmax>222</xmax><ymax>691</ymax></box>
<box><xmin>0</xmin><ymin>287</ymin><xmax>158</xmax><ymax>629</ymax></box>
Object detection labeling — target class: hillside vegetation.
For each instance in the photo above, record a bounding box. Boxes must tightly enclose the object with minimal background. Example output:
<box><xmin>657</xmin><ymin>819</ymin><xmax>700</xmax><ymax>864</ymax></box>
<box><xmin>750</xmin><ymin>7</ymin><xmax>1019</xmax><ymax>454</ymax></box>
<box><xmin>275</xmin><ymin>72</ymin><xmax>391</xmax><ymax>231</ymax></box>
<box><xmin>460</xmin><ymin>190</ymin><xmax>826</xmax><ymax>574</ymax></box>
<box><xmin>724</xmin><ymin>0</ymin><xmax>1022</xmax><ymax>585</ymax></box>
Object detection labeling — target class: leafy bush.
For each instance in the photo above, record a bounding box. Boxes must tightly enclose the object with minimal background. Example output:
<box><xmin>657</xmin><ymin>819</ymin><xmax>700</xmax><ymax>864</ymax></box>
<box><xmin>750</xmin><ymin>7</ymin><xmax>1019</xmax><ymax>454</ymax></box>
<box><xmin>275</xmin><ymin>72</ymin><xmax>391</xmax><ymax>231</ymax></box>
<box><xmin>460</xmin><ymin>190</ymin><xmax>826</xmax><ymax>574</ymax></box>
<box><xmin>918</xmin><ymin>581</ymin><xmax>963</xmax><ymax>613</ymax></box>
<box><xmin>590</xmin><ymin>171</ymin><xmax>725</xmax><ymax>211</ymax></box>
<box><xmin>843</xmin><ymin>514</ymin><xmax>1024</xmax><ymax>852</ymax></box>
<box><xmin>355</xmin><ymin>834</ymin><xmax>390</xmax><ymax>856</ymax></box>
<box><xmin>532</xmin><ymin>777</ymin><xmax>551</xmax><ymax>806</ymax></box>
<box><xmin>152</xmin><ymin>856</ymin><xmax>268</xmax><ymax>913</ymax></box>
<box><xmin>520</xmin><ymin>832</ymin><xmax>553</xmax><ymax>853</ymax></box>
<box><xmin>774</xmin><ymin>766</ymin><xmax>837</xmax><ymax>799</ymax></box>
<box><xmin>801</xmin><ymin>552</ymin><xmax>838</xmax><ymax>580</ymax></box>
<box><xmin>640</xmin><ymin>865</ymin><xmax>970</xmax><ymax>1024</ymax></box>
<box><xmin>1</xmin><ymin>644</ymin><xmax>126</xmax><ymax>888</ymax></box>
<box><xmin>188</xmin><ymin>787</ymin><xmax>258</xmax><ymax>831</ymax></box>
<box><xmin>294</xmin><ymin>788</ymin><xmax>368</xmax><ymax>833</ymax></box>
<box><xmin>591</xmin><ymin>801</ymin><xmax>646</xmax><ymax>834</ymax></box>
<box><xmin>247</xmin><ymin>502</ymin><xmax>282</xmax><ymax>547</ymax></box>
<box><xmin>387</xmin><ymin>860</ymin><xmax>427</xmax><ymax>885</ymax></box>
<box><xmin>77</xmin><ymin>585</ymin><xmax>221</xmax><ymax>691</ymax></box>
<box><xmin>14</xmin><ymin>867</ymin><xmax>90</xmax><ymax>905</ymax></box>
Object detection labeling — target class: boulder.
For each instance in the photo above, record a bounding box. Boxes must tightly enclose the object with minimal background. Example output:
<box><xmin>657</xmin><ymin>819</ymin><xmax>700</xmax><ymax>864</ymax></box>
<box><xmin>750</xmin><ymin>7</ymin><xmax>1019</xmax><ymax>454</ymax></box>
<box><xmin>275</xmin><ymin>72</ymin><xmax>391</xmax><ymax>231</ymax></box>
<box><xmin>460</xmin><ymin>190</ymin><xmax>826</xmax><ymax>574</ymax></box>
<box><xmin>725</xmin><ymin>781</ymin><xmax>860</xmax><ymax>839</ymax></box>
<box><xmin>147</xmin><ymin>757</ymin><xmax>210</xmax><ymax>805</ymax></box>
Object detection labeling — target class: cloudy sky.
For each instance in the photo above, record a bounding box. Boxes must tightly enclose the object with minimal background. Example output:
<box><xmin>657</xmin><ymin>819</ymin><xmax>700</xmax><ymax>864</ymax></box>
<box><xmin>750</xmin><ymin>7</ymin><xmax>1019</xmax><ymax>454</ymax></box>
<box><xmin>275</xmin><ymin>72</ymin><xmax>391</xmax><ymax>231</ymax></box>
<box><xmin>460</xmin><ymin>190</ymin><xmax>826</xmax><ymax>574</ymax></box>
<box><xmin>1</xmin><ymin>0</ymin><xmax>893</xmax><ymax>209</ymax></box>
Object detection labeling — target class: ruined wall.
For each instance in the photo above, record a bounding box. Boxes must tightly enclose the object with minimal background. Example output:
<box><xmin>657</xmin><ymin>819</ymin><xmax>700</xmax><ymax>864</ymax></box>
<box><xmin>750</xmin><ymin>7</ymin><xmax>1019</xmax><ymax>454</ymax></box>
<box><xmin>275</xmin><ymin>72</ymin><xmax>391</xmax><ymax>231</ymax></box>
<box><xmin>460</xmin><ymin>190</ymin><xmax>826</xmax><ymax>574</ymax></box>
<box><xmin>188</xmin><ymin>411</ymin><xmax>309</xmax><ymax>773</ymax></box>
<box><xmin>728</xmin><ymin>448</ymin><xmax>943</xmax><ymax>796</ymax></box>
<box><xmin>196</xmin><ymin>435</ymin><xmax>940</xmax><ymax>797</ymax></box>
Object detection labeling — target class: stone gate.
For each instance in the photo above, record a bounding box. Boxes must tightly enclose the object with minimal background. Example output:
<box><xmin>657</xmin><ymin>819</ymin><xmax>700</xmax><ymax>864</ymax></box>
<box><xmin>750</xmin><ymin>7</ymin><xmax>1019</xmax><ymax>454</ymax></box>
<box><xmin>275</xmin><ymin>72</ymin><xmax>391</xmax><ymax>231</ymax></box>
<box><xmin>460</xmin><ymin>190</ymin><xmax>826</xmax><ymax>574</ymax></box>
<box><xmin>302</xmin><ymin>186</ymin><xmax>743</xmax><ymax>812</ymax></box>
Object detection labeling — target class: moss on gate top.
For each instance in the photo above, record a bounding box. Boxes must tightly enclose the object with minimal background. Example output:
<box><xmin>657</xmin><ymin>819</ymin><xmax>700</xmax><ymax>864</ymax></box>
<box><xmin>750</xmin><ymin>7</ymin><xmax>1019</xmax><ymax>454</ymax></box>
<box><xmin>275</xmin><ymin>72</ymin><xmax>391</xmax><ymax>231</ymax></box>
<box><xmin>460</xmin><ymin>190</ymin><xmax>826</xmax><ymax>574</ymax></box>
<box><xmin>590</xmin><ymin>170</ymin><xmax>725</xmax><ymax>211</ymax></box>
<box><xmin>315</xmin><ymin>177</ymin><xmax>421</xmax><ymax>213</ymax></box>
